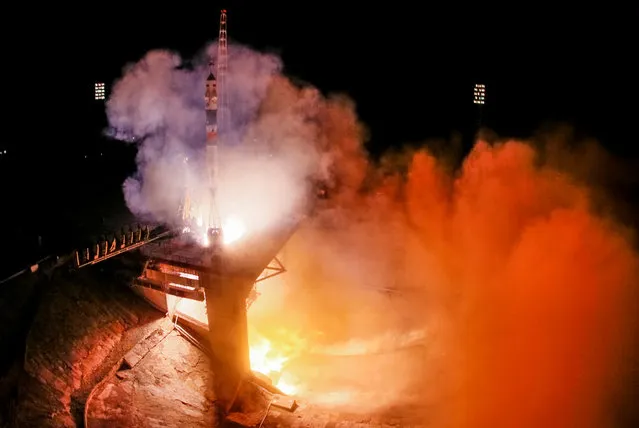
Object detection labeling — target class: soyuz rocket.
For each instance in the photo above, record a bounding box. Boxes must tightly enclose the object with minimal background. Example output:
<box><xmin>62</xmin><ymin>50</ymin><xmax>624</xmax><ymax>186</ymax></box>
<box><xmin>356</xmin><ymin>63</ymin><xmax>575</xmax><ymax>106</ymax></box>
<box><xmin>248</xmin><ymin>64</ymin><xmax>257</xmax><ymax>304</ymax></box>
<box><xmin>204</xmin><ymin>57</ymin><xmax>220</xmax><ymax>230</ymax></box>
<box><xmin>205</xmin><ymin>61</ymin><xmax>218</xmax><ymax>142</ymax></box>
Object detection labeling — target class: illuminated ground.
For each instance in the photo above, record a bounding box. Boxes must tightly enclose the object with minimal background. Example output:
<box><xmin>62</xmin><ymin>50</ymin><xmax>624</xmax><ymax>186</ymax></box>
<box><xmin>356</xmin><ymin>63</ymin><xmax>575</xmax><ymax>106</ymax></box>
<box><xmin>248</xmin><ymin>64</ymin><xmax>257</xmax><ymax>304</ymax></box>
<box><xmin>85</xmin><ymin>324</ymin><xmax>216</xmax><ymax>427</ymax></box>
<box><xmin>0</xmin><ymin>259</ymin><xmax>431</xmax><ymax>427</ymax></box>
<box><xmin>4</xmin><ymin>266</ymin><xmax>162</xmax><ymax>427</ymax></box>
<box><xmin>85</xmin><ymin>323</ymin><xmax>432</xmax><ymax>428</ymax></box>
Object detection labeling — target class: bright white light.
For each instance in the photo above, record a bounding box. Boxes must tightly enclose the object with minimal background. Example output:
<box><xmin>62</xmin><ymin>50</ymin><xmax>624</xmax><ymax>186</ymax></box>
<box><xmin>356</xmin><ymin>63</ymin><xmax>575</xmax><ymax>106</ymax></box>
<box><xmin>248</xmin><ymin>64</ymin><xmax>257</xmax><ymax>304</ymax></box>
<box><xmin>178</xmin><ymin>272</ymin><xmax>199</xmax><ymax>280</ymax></box>
<box><xmin>473</xmin><ymin>83</ymin><xmax>486</xmax><ymax>105</ymax></box>
<box><xmin>222</xmin><ymin>217</ymin><xmax>245</xmax><ymax>245</ymax></box>
<box><xmin>168</xmin><ymin>282</ymin><xmax>196</xmax><ymax>291</ymax></box>
<box><xmin>95</xmin><ymin>82</ymin><xmax>105</xmax><ymax>100</ymax></box>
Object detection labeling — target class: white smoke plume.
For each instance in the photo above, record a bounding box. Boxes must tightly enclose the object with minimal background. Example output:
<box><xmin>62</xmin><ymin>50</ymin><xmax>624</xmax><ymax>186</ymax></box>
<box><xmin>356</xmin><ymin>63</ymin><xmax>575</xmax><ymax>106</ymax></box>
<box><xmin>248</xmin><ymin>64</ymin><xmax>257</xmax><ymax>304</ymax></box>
<box><xmin>106</xmin><ymin>42</ymin><xmax>356</xmax><ymax>231</ymax></box>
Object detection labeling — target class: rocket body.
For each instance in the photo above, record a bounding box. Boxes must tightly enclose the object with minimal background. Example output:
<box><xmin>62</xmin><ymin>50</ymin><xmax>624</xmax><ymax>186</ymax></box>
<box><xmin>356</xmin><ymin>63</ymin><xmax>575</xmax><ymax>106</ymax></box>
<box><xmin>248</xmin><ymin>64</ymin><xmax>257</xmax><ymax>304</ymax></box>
<box><xmin>205</xmin><ymin>66</ymin><xmax>218</xmax><ymax>142</ymax></box>
<box><xmin>205</xmin><ymin>64</ymin><xmax>219</xmax><ymax>228</ymax></box>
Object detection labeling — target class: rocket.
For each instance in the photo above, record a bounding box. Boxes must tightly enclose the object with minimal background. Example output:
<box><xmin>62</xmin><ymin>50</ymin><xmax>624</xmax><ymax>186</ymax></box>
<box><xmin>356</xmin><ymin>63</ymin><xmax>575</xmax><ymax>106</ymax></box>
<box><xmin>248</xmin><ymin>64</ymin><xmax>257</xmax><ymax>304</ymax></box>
<box><xmin>204</xmin><ymin>9</ymin><xmax>228</xmax><ymax>232</ymax></box>
<box><xmin>179</xmin><ymin>10</ymin><xmax>226</xmax><ymax>234</ymax></box>
<box><xmin>205</xmin><ymin>59</ymin><xmax>220</xmax><ymax>230</ymax></box>
<box><xmin>205</xmin><ymin>60</ymin><xmax>218</xmax><ymax>141</ymax></box>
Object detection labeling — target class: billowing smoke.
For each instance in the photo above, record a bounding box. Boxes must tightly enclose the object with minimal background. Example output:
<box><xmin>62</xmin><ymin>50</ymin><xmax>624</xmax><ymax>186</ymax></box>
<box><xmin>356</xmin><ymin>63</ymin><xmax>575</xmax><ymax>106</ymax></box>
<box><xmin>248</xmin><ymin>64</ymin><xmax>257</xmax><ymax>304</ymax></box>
<box><xmin>250</xmin><ymin>133</ymin><xmax>639</xmax><ymax>426</ymax></box>
<box><xmin>106</xmin><ymin>43</ymin><xmax>355</xmax><ymax>232</ymax></box>
<box><xmin>106</xmin><ymin>50</ymin><xmax>203</xmax><ymax>222</ymax></box>
<box><xmin>107</xmin><ymin>42</ymin><xmax>639</xmax><ymax>427</ymax></box>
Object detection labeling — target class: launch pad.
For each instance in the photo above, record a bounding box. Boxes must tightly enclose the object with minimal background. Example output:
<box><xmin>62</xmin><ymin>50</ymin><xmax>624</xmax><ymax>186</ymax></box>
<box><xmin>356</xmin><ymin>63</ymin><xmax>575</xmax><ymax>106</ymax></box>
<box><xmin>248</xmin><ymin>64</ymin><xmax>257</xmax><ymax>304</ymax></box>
<box><xmin>132</xmin><ymin>219</ymin><xmax>300</xmax><ymax>413</ymax></box>
<box><xmin>75</xmin><ymin>219</ymin><xmax>301</xmax><ymax>415</ymax></box>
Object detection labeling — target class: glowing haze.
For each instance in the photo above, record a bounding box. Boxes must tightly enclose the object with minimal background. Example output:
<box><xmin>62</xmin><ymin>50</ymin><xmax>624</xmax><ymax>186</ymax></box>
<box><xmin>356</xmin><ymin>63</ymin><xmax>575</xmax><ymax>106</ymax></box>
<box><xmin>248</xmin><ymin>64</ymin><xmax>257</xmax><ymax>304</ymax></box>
<box><xmin>107</xmin><ymin>41</ymin><xmax>639</xmax><ymax>427</ymax></box>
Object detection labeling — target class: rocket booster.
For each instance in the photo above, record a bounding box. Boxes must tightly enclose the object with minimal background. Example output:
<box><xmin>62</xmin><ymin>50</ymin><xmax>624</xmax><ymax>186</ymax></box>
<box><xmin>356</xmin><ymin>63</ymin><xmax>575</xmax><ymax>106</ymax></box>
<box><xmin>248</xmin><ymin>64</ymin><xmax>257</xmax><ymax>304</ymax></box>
<box><xmin>205</xmin><ymin>60</ymin><xmax>219</xmax><ymax>228</ymax></box>
<box><xmin>205</xmin><ymin>60</ymin><xmax>218</xmax><ymax>143</ymax></box>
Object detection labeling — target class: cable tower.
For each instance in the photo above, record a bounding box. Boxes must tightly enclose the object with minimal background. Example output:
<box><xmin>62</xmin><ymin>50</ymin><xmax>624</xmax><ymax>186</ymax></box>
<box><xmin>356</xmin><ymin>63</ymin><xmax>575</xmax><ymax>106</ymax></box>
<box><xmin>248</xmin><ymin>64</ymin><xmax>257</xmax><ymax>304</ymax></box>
<box><xmin>217</xmin><ymin>9</ymin><xmax>230</xmax><ymax>141</ymax></box>
<box><xmin>203</xmin><ymin>9</ymin><xmax>231</xmax><ymax>231</ymax></box>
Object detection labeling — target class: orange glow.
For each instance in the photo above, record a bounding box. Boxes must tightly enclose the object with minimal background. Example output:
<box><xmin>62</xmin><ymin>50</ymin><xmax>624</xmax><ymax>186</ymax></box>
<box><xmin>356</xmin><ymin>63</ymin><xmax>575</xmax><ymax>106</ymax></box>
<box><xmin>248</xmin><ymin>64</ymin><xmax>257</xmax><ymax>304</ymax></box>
<box><xmin>247</xmin><ymin>323</ymin><xmax>301</xmax><ymax>395</ymax></box>
<box><xmin>241</xmin><ymin>134</ymin><xmax>639</xmax><ymax>423</ymax></box>
<box><xmin>162</xmin><ymin>269</ymin><xmax>306</xmax><ymax>395</ymax></box>
<box><xmin>165</xmin><ymin>294</ymin><xmax>208</xmax><ymax>330</ymax></box>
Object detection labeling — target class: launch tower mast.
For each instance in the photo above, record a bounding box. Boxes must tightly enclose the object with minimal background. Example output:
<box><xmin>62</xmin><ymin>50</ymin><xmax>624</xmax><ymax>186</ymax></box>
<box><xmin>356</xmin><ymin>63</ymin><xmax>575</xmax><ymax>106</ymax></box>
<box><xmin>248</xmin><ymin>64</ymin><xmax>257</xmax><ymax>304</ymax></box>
<box><xmin>204</xmin><ymin>9</ymin><xmax>230</xmax><ymax>231</ymax></box>
<box><xmin>216</xmin><ymin>10</ymin><xmax>230</xmax><ymax>140</ymax></box>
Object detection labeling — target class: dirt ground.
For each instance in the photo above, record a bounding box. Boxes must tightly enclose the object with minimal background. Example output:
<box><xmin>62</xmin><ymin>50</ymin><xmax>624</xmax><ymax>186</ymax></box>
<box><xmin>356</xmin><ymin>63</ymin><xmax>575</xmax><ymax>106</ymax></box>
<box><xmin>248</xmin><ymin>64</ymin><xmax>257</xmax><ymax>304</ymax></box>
<box><xmin>0</xmin><ymin>259</ymin><xmax>162</xmax><ymax>428</ymax></box>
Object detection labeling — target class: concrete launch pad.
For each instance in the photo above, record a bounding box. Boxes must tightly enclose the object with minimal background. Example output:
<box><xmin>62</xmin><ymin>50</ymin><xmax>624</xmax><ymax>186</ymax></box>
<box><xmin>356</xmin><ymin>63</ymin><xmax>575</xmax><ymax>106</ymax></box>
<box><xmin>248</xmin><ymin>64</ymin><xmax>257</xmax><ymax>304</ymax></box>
<box><xmin>131</xmin><ymin>217</ymin><xmax>301</xmax><ymax>414</ymax></box>
<box><xmin>85</xmin><ymin>322</ymin><xmax>216</xmax><ymax>427</ymax></box>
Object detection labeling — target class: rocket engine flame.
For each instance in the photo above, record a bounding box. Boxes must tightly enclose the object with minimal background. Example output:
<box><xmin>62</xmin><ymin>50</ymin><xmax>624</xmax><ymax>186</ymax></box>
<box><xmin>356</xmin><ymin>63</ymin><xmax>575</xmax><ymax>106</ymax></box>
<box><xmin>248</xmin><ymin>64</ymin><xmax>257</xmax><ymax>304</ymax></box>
<box><xmin>248</xmin><ymin>325</ymin><xmax>299</xmax><ymax>395</ymax></box>
<box><xmin>222</xmin><ymin>216</ymin><xmax>245</xmax><ymax>244</ymax></box>
<box><xmin>197</xmin><ymin>216</ymin><xmax>245</xmax><ymax>247</ymax></box>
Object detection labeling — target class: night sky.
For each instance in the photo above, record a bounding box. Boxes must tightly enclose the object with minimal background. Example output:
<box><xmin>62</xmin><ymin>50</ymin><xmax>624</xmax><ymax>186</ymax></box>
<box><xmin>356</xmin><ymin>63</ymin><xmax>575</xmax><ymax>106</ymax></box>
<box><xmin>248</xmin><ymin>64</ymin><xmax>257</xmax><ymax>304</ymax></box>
<box><xmin>0</xmin><ymin>5</ymin><xmax>637</xmax><ymax>423</ymax></box>
<box><xmin>5</xmin><ymin>3</ymin><xmax>639</xmax><ymax>161</ymax></box>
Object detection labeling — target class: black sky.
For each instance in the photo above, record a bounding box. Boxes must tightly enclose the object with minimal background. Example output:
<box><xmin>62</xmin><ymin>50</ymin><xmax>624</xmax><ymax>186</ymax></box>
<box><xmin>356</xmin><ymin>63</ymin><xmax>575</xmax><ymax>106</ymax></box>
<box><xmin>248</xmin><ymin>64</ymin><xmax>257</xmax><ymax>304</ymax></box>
<box><xmin>7</xmin><ymin>2</ymin><xmax>639</xmax><ymax>158</ymax></box>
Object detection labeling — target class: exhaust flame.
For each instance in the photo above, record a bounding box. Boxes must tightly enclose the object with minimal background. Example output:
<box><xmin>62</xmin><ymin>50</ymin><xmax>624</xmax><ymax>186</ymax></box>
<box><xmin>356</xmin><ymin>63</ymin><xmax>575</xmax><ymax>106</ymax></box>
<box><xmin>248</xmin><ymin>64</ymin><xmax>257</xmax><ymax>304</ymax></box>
<box><xmin>195</xmin><ymin>216</ymin><xmax>246</xmax><ymax>247</ymax></box>
<box><xmin>248</xmin><ymin>325</ymin><xmax>299</xmax><ymax>395</ymax></box>
<box><xmin>222</xmin><ymin>216</ymin><xmax>245</xmax><ymax>244</ymax></box>
<box><xmin>248</xmin><ymin>336</ymin><xmax>286</xmax><ymax>377</ymax></box>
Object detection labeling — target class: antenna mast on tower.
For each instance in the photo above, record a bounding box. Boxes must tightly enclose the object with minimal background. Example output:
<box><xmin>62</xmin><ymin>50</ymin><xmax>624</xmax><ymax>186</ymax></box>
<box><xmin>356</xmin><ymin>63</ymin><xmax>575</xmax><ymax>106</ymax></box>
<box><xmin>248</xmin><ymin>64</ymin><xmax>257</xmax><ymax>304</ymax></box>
<box><xmin>217</xmin><ymin>9</ymin><xmax>230</xmax><ymax>140</ymax></box>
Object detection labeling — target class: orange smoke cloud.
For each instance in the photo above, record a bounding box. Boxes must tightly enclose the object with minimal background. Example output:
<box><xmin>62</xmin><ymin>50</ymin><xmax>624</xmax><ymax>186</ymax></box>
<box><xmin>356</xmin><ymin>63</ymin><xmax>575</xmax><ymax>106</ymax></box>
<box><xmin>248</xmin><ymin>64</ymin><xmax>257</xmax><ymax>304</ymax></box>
<box><xmin>253</xmin><ymin>109</ymin><xmax>639</xmax><ymax>426</ymax></box>
<box><xmin>426</xmin><ymin>141</ymin><xmax>639</xmax><ymax>428</ymax></box>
